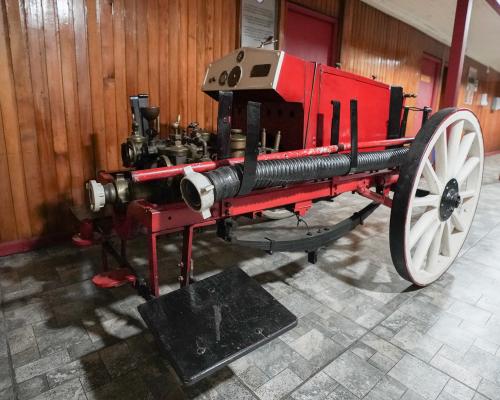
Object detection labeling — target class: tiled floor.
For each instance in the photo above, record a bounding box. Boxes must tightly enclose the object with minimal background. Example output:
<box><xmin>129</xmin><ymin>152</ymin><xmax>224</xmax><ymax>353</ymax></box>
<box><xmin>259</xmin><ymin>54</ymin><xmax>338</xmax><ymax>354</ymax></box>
<box><xmin>1</xmin><ymin>155</ymin><xmax>500</xmax><ymax>400</ymax></box>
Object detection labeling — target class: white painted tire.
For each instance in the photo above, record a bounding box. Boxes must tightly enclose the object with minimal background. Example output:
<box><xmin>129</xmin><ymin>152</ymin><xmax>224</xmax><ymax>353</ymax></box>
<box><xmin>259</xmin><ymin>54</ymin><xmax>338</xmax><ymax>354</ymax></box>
<box><xmin>390</xmin><ymin>108</ymin><xmax>484</xmax><ymax>286</ymax></box>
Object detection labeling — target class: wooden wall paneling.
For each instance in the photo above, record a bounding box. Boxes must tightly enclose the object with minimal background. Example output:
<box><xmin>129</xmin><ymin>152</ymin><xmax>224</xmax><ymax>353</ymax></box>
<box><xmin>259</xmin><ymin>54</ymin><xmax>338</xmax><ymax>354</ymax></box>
<box><xmin>136</xmin><ymin>0</ymin><xmax>149</xmax><ymax>94</ymax></box>
<box><xmin>113</xmin><ymin>0</ymin><xmax>129</xmax><ymax>152</ymax></box>
<box><xmin>100</xmin><ymin>0</ymin><xmax>119</xmax><ymax>171</ymax></box>
<box><xmin>73</xmin><ymin>0</ymin><xmax>96</xmax><ymax>179</ymax></box>
<box><xmin>124</xmin><ymin>0</ymin><xmax>138</xmax><ymax>98</ymax></box>
<box><xmin>0</xmin><ymin>0</ymin><xmax>32</xmax><ymax>238</ymax></box>
<box><xmin>25</xmin><ymin>0</ymin><xmax>60</xmax><ymax>232</ymax></box>
<box><xmin>86</xmin><ymin>0</ymin><xmax>107</xmax><ymax>171</ymax></box>
<box><xmin>5</xmin><ymin>0</ymin><xmax>46</xmax><ymax>234</ymax></box>
<box><xmin>195</xmin><ymin>0</ymin><xmax>206</xmax><ymax>131</ymax></box>
<box><xmin>168</xmin><ymin>0</ymin><xmax>180</xmax><ymax>127</ymax></box>
<box><xmin>147</xmin><ymin>0</ymin><xmax>160</xmax><ymax>108</ymax></box>
<box><xmin>187</xmin><ymin>0</ymin><xmax>197</xmax><ymax>123</ymax></box>
<box><xmin>158</xmin><ymin>0</ymin><xmax>170</xmax><ymax>135</ymax></box>
<box><xmin>203</xmin><ymin>0</ymin><xmax>214</xmax><ymax>130</ymax></box>
<box><xmin>42</xmin><ymin>0</ymin><xmax>72</xmax><ymax>199</ymax></box>
<box><xmin>0</xmin><ymin>102</ymin><xmax>18</xmax><ymax>241</ymax></box>
<box><xmin>57</xmin><ymin>0</ymin><xmax>85</xmax><ymax>205</ymax></box>
<box><xmin>179</xmin><ymin>0</ymin><xmax>188</xmax><ymax>123</ymax></box>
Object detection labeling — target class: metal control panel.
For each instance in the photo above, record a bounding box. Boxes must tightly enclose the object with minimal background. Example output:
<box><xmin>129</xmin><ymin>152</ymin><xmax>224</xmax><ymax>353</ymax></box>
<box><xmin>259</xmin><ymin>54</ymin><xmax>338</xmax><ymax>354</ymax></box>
<box><xmin>202</xmin><ymin>47</ymin><xmax>284</xmax><ymax>92</ymax></box>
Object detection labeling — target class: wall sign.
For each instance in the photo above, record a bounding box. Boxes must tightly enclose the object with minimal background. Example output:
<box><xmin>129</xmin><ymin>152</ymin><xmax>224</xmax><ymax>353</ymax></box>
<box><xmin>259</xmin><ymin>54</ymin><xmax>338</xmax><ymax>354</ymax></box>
<box><xmin>240</xmin><ymin>0</ymin><xmax>277</xmax><ymax>49</ymax></box>
<box><xmin>464</xmin><ymin>66</ymin><xmax>478</xmax><ymax>105</ymax></box>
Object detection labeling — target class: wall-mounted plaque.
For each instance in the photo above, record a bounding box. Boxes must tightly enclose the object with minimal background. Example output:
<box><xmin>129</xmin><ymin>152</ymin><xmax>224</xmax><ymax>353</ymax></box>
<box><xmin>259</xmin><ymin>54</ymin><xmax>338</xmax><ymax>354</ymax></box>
<box><xmin>241</xmin><ymin>0</ymin><xmax>277</xmax><ymax>49</ymax></box>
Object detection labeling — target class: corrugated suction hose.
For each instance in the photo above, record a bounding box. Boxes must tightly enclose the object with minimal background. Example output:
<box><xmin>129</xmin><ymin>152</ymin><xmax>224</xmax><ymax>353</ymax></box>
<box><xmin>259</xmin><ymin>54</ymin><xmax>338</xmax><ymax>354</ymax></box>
<box><xmin>180</xmin><ymin>147</ymin><xmax>408</xmax><ymax>216</ymax></box>
<box><xmin>207</xmin><ymin>147</ymin><xmax>408</xmax><ymax>200</ymax></box>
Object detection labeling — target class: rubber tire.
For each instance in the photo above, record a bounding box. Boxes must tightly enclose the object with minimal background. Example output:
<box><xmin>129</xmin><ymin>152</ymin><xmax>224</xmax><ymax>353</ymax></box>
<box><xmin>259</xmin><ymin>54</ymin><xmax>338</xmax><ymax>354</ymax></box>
<box><xmin>389</xmin><ymin>107</ymin><xmax>457</xmax><ymax>285</ymax></box>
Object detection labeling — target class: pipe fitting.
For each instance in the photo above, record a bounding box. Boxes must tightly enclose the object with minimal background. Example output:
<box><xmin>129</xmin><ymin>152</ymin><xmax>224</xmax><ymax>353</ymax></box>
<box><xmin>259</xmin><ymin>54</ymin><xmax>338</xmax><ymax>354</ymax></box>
<box><xmin>180</xmin><ymin>166</ymin><xmax>215</xmax><ymax>219</ymax></box>
<box><xmin>87</xmin><ymin>180</ymin><xmax>107</xmax><ymax>212</ymax></box>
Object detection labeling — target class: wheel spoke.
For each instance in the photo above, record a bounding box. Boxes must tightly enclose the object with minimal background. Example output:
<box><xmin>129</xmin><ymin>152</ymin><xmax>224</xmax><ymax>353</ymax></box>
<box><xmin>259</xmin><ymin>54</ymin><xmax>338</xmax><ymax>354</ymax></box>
<box><xmin>447</xmin><ymin>120</ymin><xmax>463</xmax><ymax>176</ymax></box>
<box><xmin>412</xmin><ymin>222</ymin><xmax>440</xmax><ymax>271</ymax></box>
<box><xmin>422</xmin><ymin>159</ymin><xmax>442</xmax><ymax>194</ymax></box>
<box><xmin>441</xmin><ymin>220</ymin><xmax>452</xmax><ymax>257</ymax></box>
<box><xmin>451</xmin><ymin>212</ymin><xmax>466</xmax><ymax>232</ymax></box>
<box><xmin>409</xmin><ymin>209</ymin><xmax>438</xmax><ymax>249</ymax></box>
<box><xmin>457</xmin><ymin>157</ymin><xmax>480</xmax><ymax>185</ymax></box>
<box><xmin>459</xmin><ymin>189</ymin><xmax>475</xmax><ymax>200</ymax></box>
<box><xmin>426</xmin><ymin>222</ymin><xmax>445</xmax><ymax>270</ymax></box>
<box><xmin>413</xmin><ymin>194</ymin><xmax>440</xmax><ymax>208</ymax></box>
<box><xmin>434</xmin><ymin>129</ymin><xmax>447</xmax><ymax>181</ymax></box>
<box><xmin>453</xmin><ymin>131</ymin><xmax>476</xmax><ymax>177</ymax></box>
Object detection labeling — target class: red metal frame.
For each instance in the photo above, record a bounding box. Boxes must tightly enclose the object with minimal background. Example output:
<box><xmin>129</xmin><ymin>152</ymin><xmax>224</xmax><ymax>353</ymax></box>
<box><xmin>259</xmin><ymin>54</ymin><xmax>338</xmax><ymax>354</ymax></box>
<box><xmin>120</xmin><ymin>168</ymin><xmax>399</xmax><ymax>296</ymax></box>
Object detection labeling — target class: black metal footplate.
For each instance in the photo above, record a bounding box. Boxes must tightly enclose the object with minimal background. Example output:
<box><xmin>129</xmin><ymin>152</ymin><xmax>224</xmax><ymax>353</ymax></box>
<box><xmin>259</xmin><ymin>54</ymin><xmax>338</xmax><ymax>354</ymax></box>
<box><xmin>138</xmin><ymin>267</ymin><xmax>297</xmax><ymax>385</ymax></box>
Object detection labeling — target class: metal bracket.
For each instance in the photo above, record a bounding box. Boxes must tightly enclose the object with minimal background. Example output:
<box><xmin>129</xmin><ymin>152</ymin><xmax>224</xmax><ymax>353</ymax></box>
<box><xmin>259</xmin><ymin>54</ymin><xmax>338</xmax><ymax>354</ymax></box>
<box><xmin>216</xmin><ymin>91</ymin><xmax>233</xmax><ymax>159</ymax></box>
<box><xmin>238</xmin><ymin>101</ymin><xmax>261</xmax><ymax>196</ymax></box>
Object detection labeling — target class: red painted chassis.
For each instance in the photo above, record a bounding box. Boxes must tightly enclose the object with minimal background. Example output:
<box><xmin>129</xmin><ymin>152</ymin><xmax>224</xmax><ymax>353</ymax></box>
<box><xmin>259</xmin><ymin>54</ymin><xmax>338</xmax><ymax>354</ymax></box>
<box><xmin>76</xmin><ymin>138</ymin><xmax>410</xmax><ymax>297</ymax></box>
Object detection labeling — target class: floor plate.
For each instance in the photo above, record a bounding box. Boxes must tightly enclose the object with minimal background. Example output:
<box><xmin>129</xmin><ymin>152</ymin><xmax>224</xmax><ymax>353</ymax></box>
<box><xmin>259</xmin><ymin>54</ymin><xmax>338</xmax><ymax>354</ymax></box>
<box><xmin>138</xmin><ymin>267</ymin><xmax>297</xmax><ymax>385</ymax></box>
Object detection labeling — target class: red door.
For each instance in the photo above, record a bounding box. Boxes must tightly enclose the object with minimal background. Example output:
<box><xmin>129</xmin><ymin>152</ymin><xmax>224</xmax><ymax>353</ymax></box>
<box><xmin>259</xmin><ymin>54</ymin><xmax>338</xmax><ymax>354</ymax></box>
<box><xmin>284</xmin><ymin>3</ymin><xmax>338</xmax><ymax>66</ymax></box>
<box><xmin>412</xmin><ymin>55</ymin><xmax>441</xmax><ymax>135</ymax></box>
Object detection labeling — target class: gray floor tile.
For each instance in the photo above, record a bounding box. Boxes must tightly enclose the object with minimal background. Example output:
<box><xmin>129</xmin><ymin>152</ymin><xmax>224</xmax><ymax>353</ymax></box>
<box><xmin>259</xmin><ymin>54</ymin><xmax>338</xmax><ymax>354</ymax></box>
<box><xmin>255</xmin><ymin>368</ymin><xmax>303</xmax><ymax>400</ymax></box>
<box><xmin>290</xmin><ymin>371</ymin><xmax>338</xmax><ymax>400</ymax></box>
<box><xmin>325</xmin><ymin>385</ymin><xmax>358</xmax><ymax>400</ymax></box>
<box><xmin>364</xmin><ymin>375</ymin><xmax>407</xmax><ymax>400</ymax></box>
<box><xmin>14</xmin><ymin>350</ymin><xmax>70</xmax><ymax>384</ymax></box>
<box><xmin>441</xmin><ymin>379</ymin><xmax>475</xmax><ymax>400</ymax></box>
<box><xmin>17</xmin><ymin>375</ymin><xmax>48</xmax><ymax>400</ymax></box>
<box><xmin>389</xmin><ymin>354</ymin><xmax>449</xmax><ymax>400</ymax></box>
<box><xmin>29</xmin><ymin>378</ymin><xmax>86</xmax><ymax>400</ymax></box>
<box><xmin>323</xmin><ymin>351</ymin><xmax>384</xmax><ymax>398</ymax></box>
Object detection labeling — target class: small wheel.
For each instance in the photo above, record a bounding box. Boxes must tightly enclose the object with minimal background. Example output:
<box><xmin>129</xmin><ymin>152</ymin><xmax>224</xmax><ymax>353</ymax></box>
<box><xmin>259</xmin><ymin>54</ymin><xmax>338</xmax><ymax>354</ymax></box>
<box><xmin>390</xmin><ymin>108</ymin><xmax>484</xmax><ymax>286</ymax></box>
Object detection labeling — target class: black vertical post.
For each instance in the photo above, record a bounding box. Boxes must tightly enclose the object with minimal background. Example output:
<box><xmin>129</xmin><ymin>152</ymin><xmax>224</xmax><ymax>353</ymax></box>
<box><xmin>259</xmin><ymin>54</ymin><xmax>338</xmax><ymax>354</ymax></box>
<box><xmin>216</xmin><ymin>91</ymin><xmax>233</xmax><ymax>159</ymax></box>
<box><xmin>238</xmin><ymin>101</ymin><xmax>261</xmax><ymax>196</ymax></box>
<box><xmin>330</xmin><ymin>100</ymin><xmax>341</xmax><ymax>146</ymax></box>
<box><xmin>349</xmin><ymin>99</ymin><xmax>358</xmax><ymax>173</ymax></box>
<box><xmin>399</xmin><ymin>107</ymin><xmax>410</xmax><ymax>137</ymax></box>
<box><xmin>421</xmin><ymin>106</ymin><xmax>432</xmax><ymax>128</ymax></box>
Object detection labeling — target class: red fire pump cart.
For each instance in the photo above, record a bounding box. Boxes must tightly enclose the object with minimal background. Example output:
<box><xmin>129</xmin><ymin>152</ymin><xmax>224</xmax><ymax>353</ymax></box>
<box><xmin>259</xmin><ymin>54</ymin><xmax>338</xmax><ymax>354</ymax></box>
<box><xmin>74</xmin><ymin>47</ymin><xmax>484</xmax><ymax>384</ymax></box>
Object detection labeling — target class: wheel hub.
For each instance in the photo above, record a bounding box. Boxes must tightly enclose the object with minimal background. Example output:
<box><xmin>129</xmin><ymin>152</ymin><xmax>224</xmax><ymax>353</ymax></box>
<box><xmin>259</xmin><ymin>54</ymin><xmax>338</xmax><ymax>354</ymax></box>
<box><xmin>440</xmin><ymin>178</ymin><xmax>460</xmax><ymax>220</ymax></box>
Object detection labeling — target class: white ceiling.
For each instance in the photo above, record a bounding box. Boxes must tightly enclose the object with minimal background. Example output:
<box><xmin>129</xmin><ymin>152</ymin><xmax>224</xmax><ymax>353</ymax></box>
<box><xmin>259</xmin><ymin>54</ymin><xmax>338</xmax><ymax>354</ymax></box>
<box><xmin>361</xmin><ymin>0</ymin><xmax>500</xmax><ymax>72</ymax></box>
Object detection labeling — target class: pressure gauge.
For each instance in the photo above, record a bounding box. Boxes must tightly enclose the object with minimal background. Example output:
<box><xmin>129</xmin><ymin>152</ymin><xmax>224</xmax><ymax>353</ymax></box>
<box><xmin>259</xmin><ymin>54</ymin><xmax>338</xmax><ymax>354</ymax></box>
<box><xmin>228</xmin><ymin>66</ymin><xmax>242</xmax><ymax>87</ymax></box>
<box><xmin>218</xmin><ymin>70</ymin><xmax>228</xmax><ymax>85</ymax></box>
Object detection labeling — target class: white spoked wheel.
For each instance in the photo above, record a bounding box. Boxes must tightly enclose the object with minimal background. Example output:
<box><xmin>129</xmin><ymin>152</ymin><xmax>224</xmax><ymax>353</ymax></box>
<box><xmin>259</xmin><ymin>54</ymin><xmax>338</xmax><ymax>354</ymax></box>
<box><xmin>390</xmin><ymin>108</ymin><xmax>484</xmax><ymax>286</ymax></box>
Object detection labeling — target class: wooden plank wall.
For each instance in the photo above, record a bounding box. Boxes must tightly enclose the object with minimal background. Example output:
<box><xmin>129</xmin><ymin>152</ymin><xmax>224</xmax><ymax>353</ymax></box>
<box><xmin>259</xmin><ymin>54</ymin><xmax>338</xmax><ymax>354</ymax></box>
<box><xmin>0</xmin><ymin>0</ymin><xmax>498</xmax><ymax>244</ymax></box>
<box><xmin>0</xmin><ymin>0</ymin><xmax>238</xmax><ymax>243</ymax></box>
